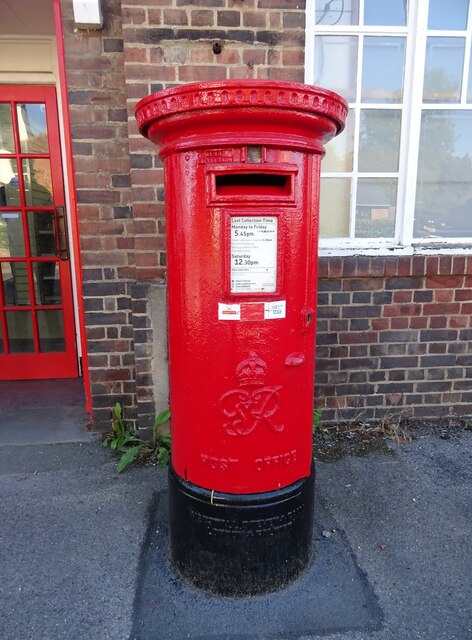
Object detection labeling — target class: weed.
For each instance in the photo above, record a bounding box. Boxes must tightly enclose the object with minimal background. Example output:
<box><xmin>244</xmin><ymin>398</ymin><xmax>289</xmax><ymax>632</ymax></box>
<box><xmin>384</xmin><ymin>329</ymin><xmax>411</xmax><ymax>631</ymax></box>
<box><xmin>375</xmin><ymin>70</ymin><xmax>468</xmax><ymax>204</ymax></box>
<box><xmin>375</xmin><ymin>413</ymin><xmax>411</xmax><ymax>444</ymax></box>
<box><xmin>102</xmin><ymin>403</ymin><xmax>172</xmax><ymax>472</ymax></box>
<box><xmin>329</xmin><ymin>406</ymin><xmax>411</xmax><ymax>445</ymax></box>
<box><xmin>153</xmin><ymin>409</ymin><xmax>171</xmax><ymax>468</ymax></box>
<box><xmin>353</xmin><ymin>409</ymin><xmax>411</xmax><ymax>444</ymax></box>
<box><xmin>312</xmin><ymin>408</ymin><xmax>323</xmax><ymax>434</ymax></box>
<box><xmin>103</xmin><ymin>402</ymin><xmax>141</xmax><ymax>452</ymax></box>
<box><xmin>312</xmin><ymin>407</ymin><xmax>412</xmax><ymax>461</ymax></box>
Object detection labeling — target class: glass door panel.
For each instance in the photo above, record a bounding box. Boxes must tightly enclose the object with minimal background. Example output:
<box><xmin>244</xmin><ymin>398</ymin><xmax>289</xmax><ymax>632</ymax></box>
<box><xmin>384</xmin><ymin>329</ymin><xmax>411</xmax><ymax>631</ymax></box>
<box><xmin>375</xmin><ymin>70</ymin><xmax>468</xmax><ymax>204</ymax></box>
<box><xmin>0</xmin><ymin>212</ymin><xmax>25</xmax><ymax>256</ymax></box>
<box><xmin>2</xmin><ymin>262</ymin><xmax>30</xmax><ymax>306</ymax></box>
<box><xmin>6</xmin><ymin>310</ymin><xmax>34</xmax><ymax>353</ymax></box>
<box><xmin>0</xmin><ymin>104</ymin><xmax>15</xmax><ymax>153</ymax></box>
<box><xmin>0</xmin><ymin>85</ymin><xmax>78</xmax><ymax>379</ymax></box>
<box><xmin>17</xmin><ymin>103</ymin><xmax>49</xmax><ymax>154</ymax></box>
<box><xmin>0</xmin><ymin>157</ymin><xmax>20</xmax><ymax>206</ymax></box>
<box><xmin>33</xmin><ymin>262</ymin><xmax>62</xmax><ymax>305</ymax></box>
<box><xmin>38</xmin><ymin>309</ymin><xmax>65</xmax><ymax>352</ymax></box>
<box><xmin>22</xmin><ymin>159</ymin><xmax>53</xmax><ymax>206</ymax></box>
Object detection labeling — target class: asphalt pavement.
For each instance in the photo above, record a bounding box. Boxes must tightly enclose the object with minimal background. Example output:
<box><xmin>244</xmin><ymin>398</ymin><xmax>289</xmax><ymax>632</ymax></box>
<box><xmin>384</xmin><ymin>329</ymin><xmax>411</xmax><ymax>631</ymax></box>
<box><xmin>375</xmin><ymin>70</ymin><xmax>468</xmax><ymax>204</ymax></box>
<box><xmin>0</xmin><ymin>411</ymin><xmax>471</xmax><ymax>640</ymax></box>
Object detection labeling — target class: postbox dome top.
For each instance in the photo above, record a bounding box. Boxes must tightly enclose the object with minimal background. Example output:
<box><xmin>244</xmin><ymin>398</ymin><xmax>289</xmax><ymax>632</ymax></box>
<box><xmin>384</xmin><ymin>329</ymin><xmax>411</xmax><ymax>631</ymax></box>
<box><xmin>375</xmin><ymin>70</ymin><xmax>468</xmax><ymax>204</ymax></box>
<box><xmin>135</xmin><ymin>80</ymin><xmax>348</xmax><ymax>154</ymax></box>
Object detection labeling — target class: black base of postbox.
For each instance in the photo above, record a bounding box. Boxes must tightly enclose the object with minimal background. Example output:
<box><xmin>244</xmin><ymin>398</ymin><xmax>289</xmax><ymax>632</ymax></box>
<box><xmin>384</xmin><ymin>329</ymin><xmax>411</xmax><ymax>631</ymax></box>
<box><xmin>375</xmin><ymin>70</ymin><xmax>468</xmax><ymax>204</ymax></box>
<box><xmin>168</xmin><ymin>465</ymin><xmax>315</xmax><ymax>597</ymax></box>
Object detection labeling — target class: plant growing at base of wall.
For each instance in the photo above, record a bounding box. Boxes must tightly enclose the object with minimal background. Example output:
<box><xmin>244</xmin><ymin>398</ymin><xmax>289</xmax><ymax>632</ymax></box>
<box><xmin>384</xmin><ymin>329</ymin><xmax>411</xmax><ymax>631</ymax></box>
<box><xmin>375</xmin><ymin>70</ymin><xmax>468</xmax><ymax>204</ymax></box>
<box><xmin>153</xmin><ymin>409</ymin><xmax>171</xmax><ymax>467</ymax></box>
<box><xmin>312</xmin><ymin>408</ymin><xmax>323</xmax><ymax>434</ymax></box>
<box><xmin>103</xmin><ymin>403</ymin><xmax>171</xmax><ymax>472</ymax></box>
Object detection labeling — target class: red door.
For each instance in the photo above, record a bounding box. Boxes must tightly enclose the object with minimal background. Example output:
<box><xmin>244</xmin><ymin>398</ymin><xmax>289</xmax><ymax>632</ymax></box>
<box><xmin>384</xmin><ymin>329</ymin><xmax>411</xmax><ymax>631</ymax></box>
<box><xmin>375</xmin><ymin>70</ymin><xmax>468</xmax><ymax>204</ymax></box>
<box><xmin>0</xmin><ymin>85</ymin><xmax>78</xmax><ymax>379</ymax></box>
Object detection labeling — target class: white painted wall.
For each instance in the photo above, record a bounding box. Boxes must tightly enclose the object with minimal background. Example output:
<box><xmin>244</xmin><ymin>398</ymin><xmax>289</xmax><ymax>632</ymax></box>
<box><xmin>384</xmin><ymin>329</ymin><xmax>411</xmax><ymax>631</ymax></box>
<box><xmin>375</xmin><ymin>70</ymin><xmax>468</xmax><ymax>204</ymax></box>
<box><xmin>0</xmin><ymin>36</ymin><xmax>57</xmax><ymax>84</ymax></box>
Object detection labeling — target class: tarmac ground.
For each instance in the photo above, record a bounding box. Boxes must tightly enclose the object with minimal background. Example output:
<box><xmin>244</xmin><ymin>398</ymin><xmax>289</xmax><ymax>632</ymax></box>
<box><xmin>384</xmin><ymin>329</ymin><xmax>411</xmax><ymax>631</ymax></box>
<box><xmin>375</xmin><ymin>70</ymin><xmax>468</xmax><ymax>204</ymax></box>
<box><xmin>0</xmin><ymin>380</ymin><xmax>471</xmax><ymax>640</ymax></box>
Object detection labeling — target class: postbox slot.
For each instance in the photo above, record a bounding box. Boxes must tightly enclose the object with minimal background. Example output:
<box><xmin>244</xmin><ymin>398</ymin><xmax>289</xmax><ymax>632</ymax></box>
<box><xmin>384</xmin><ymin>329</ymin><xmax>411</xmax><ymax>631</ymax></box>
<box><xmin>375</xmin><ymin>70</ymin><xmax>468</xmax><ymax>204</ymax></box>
<box><xmin>215</xmin><ymin>173</ymin><xmax>291</xmax><ymax>197</ymax></box>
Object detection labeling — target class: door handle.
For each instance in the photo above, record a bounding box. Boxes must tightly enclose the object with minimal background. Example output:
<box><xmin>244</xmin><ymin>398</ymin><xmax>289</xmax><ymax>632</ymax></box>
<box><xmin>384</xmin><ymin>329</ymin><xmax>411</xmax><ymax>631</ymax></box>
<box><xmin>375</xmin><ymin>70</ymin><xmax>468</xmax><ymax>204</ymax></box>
<box><xmin>56</xmin><ymin>206</ymin><xmax>69</xmax><ymax>260</ymax></box>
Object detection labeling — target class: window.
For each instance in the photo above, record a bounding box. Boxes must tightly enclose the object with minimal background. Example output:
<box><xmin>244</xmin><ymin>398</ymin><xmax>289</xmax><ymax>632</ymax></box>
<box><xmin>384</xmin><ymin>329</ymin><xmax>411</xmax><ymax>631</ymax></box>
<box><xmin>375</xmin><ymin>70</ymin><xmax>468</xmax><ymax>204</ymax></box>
<box><xmin>305</xmin><ymin>0</ymin><xmax>472</xmax><ymax>252</ymax></box>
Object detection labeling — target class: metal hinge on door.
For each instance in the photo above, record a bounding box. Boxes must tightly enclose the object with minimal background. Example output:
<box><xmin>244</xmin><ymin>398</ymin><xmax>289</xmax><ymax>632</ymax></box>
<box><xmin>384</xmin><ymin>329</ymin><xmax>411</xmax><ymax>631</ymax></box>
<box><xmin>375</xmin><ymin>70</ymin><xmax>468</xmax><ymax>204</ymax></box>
<box><xmin>56</xmin><ymin>206</ymin><xmax>69</xmax><ymax>260</ymax></box>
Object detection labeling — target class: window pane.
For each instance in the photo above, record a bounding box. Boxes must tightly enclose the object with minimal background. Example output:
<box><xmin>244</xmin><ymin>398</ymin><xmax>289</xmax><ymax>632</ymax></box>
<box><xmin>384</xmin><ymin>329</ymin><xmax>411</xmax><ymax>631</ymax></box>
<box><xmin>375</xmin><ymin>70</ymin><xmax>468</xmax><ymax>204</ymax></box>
<box><xmin>415</xmin><ymin>111</ymin><xmax>472</xmax><ymax>238</ymax></box>
<box><xmin>356</xmin><ymin>179</ymin><xmax>397</xmax><ymax>238</ymax></box>
<box><xmin>0</xmin><ymin>157</ymin><xmax>20</xmax><ymax>207</ymax></box>
<box><xmin>17</xmin><ymin>104</ymin><xmax>49</xmax><ymax>154</ymax></box>
<box><xmin>38</xmin><ymin>310</ymin><xmax>65</xmax><ymax>352</ymax></box>
<box><xmin>323</xmin><ymin>109</ymin><xmax>355</xmax><ymax>172</ymax></box>
<box><xmin>424</xmin><ymin>37</ymin><xmax>465</xmax><ymax>103</ymax></box>
<box><xmin>314</xmin><ymin>36</ymin><xmax>358</xmax><ymax>103</ymax></box>
<box><xmin>2</xmin><ymin>262</ymin><xmax>30</xmax><ymax>306</ymax></box>
<box><xmin>22</xmin><ymin>159</ymin><xmax>53</xmax><ymax>206</ymax></box>
<box><xmin>315</xmin><ymin>0</ymin><xmax>359</xmax><ymax>26</ymax></box>
<box><xmin>364</xmin><ymin>0</ymin><xmax>407</xmax><ymax>26</ymax></box>
<box><xmin>361</xmin><ymin>37</ymin><xmax>406</xmax><ymax>103</ymax></box>
<box><xmin>0</xmin><ymin>212</ymin><xmax>25</xmax><ymax>257</ymax></box>
<box><xmin>359</xmin><ymin>110</ymin><xmax>402</xmax><ymax>172</ymax></box>
<box><xmin>428</xmin><ymin>0</ymin><xmax>469</xmax><ymax>30</ymax></box>
<box><xmin>0</xmin><ymin>104</ymin><xmax>15</xmax><ymax>154</ymax></box>
<box><xmin>28</xmin><ymin>211</ymin><xmax>57</xmax><ymax>257</ymax></box>
<box><xmin>33</xmin><ymin>262</ymin><xmax>61</xmax><ymax>305</ymax></box>
<box><xmin>319</xmin><ymin>178</ymin><xmax>351</xmax><ymax>238</ymax></box>
<box><xmin>6</xmin><ymin>310</ymin><xmax>34</xmax><ymax>353</ymax></box>
<box><xmin>467</xmin><ymin>46</ymin><xmax>472</xmax><ymax>102</ymax></box>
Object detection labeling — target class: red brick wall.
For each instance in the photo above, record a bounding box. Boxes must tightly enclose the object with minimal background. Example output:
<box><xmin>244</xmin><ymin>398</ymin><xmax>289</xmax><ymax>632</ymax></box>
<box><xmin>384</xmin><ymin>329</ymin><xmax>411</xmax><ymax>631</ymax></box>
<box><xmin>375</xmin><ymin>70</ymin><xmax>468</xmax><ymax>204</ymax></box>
<box><xmin>120</xmin><ymin>0</ymin><xmax>308</xmax><ymax>428</ymax></box>
<box><xmin>123</xmin><ymin>0</ymin><xmax>306</xmax><ymax>281</ymax></box>
<box><xmin>61</xmin><ymin>0</ymin><xmax>136</xmax><ymax>428</ymax></box>
<box><xmin>61</xmin><ymin>1</ymin><xmax>471</xmax><ymax>429</ymax></box>
<box><xmin>316</xmin><ymin>256</ymin><xmax>472</xmax><ymax>422</ymax></box>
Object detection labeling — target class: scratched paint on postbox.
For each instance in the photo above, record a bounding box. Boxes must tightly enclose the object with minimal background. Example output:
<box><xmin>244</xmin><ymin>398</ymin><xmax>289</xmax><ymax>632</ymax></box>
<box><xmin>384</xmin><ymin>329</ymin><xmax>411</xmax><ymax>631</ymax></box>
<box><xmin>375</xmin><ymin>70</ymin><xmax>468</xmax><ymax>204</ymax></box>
<box><xmin>230</xmin><ymin>216</ymin><xmax>277</xmax><ymax>293</ymax></box>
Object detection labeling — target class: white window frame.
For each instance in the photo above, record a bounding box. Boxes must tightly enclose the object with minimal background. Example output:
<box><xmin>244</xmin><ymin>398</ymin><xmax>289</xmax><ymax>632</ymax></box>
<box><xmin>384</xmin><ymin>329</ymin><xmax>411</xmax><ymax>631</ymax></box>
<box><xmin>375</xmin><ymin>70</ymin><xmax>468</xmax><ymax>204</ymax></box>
<box><xmin>305</xmin><ymin>0</ymin><xmax>472</xmax><ymax>256</ymax></box>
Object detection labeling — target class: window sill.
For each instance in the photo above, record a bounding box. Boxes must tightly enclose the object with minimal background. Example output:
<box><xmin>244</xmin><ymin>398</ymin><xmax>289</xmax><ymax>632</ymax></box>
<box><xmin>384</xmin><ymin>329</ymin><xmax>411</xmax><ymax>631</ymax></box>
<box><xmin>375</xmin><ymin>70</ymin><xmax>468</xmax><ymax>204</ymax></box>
<box><xmin>318</xmin><ymin>243</ymin><xmax>472</xmax><ymax>257</ymax></box>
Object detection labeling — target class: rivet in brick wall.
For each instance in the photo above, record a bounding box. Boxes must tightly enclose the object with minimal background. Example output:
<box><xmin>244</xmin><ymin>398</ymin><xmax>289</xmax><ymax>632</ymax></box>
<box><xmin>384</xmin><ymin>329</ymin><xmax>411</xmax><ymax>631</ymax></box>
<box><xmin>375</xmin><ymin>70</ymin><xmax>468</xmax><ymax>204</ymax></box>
<box><xmin>213</xmin><ymin>42</ymin><xmax>222</xmax><ymax>55</ymax></box>
<box><xmin>247</xmin><ymin>60</ymin><xmax>254</xmax><ymax>70</ymax></box>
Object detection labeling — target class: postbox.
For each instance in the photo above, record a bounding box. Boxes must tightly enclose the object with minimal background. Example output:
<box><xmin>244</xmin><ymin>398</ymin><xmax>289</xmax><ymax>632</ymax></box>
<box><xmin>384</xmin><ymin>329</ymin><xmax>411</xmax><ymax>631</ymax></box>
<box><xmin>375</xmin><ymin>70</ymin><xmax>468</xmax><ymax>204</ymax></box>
<box><xmin>135</xmin><ymin>81</ymin><xmax>347</xmax><ymax>596</ymax></box>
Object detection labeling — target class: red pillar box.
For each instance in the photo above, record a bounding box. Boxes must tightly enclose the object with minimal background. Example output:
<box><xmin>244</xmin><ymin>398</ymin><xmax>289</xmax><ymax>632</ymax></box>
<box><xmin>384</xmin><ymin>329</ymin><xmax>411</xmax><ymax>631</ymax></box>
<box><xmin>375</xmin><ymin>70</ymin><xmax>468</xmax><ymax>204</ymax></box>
<box><xmin>136</xmin><ymin>81</ymin><xmax>347</xmax><ymax>596</ymax></box>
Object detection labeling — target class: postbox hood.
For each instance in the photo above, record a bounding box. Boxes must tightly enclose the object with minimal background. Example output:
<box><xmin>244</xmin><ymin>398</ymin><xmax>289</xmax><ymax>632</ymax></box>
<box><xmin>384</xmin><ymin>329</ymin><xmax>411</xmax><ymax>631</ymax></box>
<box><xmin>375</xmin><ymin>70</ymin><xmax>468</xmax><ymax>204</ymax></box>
<box><xmin>135</xmin><ymin>80</ymin><xmax>348</xmax><ymax>158</ymax></box>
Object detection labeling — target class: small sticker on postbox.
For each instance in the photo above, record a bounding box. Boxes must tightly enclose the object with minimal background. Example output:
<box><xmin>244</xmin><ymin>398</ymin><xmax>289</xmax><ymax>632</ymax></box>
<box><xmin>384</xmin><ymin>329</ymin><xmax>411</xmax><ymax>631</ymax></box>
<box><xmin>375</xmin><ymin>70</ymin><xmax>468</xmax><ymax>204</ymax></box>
<box><xmin>264</xmin><ymin>300</ymin><xmax>286</xmax><ymax>319</ymax></box>
<box><xmin>241</xmin><ymin>303</ymin><xmax>265</xmax><ymax>321</ymax></box>
<box><xmin>218</xmin><ymin>303</ymin><xmax>241</xmax><ymax>320</ymax></box>
<box><xmin>219</xmin><ymin>301</ymin><xmax>286</xmax><ymax>321</ymax></box>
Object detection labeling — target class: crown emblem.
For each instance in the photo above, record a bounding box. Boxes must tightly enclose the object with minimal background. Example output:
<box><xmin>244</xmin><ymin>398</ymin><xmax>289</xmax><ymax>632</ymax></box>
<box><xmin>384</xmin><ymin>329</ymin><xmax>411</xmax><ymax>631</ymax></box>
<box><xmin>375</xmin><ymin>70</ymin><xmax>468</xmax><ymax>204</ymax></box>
<box><xmin>235</xmin><ymin>352</ymin><xmax>267</xmax><ymax>387</ymax></box>
<box><xmin>220</xmin><ymin>352</ymin><xmax>283</xmax><ymax>436</ymax></box>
